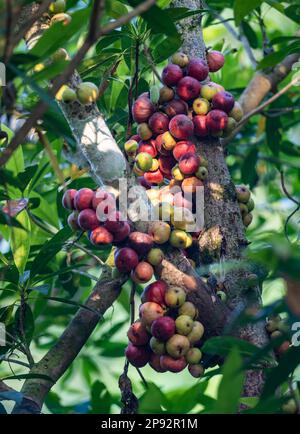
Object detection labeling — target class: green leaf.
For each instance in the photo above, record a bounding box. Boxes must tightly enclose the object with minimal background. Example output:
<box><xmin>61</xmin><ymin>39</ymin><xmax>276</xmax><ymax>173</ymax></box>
<box><xmin>128</xmin><ymin>1</ymin><xmax>178</xmax><ymax>37</ymax></box>
<box><xmin>266</xmin><ymin>116</ymin><xmax>282</xmax><ymax>158</ymax></box>
<box><xmin>30</xmin><ymin>8</ymin><xmax>91</xmax><ymax>58</ymax></box>
<box><xmin>213</xmin><ymin>347</ymin><xmax>245</xmax><ymax>414</ymax></box>
<box><xmin>29</xmin><ymin>226</ymin><xmax>72</xmax><ymax>279</ymax></box>
<box><xmin>15</xmin><ymin>304</ymin><xmax>35</xmax><ymax>345</ymax></box>
<box><xmin>202</xmin><ymin>336</ymin><xmax>264</xmax><ymax>359</ymax></box>
<box><xmin>89</xmin><ymin>381</ymin><xmax>112</xmax><ymax>414</ymax></box>
<box><xmin>234</xmin><ymin>0</ymin><xmax>263</xmax><ymax>26</ymax></box>
<box><xmin>241</xmin><ymin>147</ymin><xmax>258</xmax><ymax>187</ymax></box>
<box><xmin>10</xmin><ymin>210</ymin><xmax>31</xmax><ymax>276</ymax></box>
<box><xmin>139</xmin><ymin>383</ymin><xmax>169</xmax><ymax>414</ymax></box>
<box><xmin>241</xmin><ymin>21</ymin><xmax>258</xmax><ymax>49</ymax></box>
<box><xmin>262</xmin><ymin>346</ymin><xmax>300</xmax><ymax>399</ymax></box>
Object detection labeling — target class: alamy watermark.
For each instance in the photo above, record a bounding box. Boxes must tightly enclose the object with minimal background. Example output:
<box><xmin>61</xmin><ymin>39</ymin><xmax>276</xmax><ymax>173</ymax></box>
<box><xmin>0</xmin><ymin>322</ymin><xmax>6</xmax><ymax>346</ymax></box>
<box><xmin>0</xmin><ymin>62</ymin><xmax>6</xmax><ymax>87</ymax></box>
<box><xmin>291</xmin><ymin>322</ymin><xmax>300</xmax><ymax>347</ymax></box>
<box><xmin>94</xmin><ymin>179</ymin><xmax>205</xmax><ymax>232</ymax></box>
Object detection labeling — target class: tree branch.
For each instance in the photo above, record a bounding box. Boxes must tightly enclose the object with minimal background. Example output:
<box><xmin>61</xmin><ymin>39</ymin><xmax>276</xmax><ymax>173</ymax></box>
<box><xmin>13</xmin><ymin>270</ymin><xmax>126</xmax><ymax>414</ymax></box>
<box><xmin>222</xmin><ymin>75</ymin><xmax>300</xmax><ymax>145</ymax></box>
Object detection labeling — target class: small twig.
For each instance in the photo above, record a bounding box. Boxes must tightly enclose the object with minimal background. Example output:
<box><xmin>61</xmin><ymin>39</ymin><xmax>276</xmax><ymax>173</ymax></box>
<box><xmin>0</xmin><ymin>356</ymin><xmax>31</xmax><ymax>369</ymax></box>
<box><xmin>280</xmin><ymin>171</ymin><xmax>300</xmax><ymax>244</ymax></box>
<box><xmin>223</xmin><ymin>76</ymin><xmax>300</xmax><ymax>145</ymax></box>
<box><xmin>257</xmin><ymin>12</ymin><xmax>273</xmax><ymax>56</ymax></box>
<box><xmin>98</xmin><ymin>59</ymin><xmax>121</xmax><ymax>99</ymax></box>
<box><xmin>3</xmin><ymin>0</ymin><xmax>14</xmax><ymax>64</ymax></box>
<box><xmin>36</xmin><ymin>129</ymin><xmax>66</xmax><ymax>185</ymax></box>
<box><xmin>18</xmin><ymin>288</ymin><xmax>35</xmax><ymax>368</ymax></box>
<box><xmin>143</xmin><ymin>44</ymin><xmax>163</xmax><ymax>83</ymax></box>
<box><xmin>127</xmin><ymin>40</ymin><xmax>140</xmax><ymax>138</ymax></box>
<box><xmin>280</xmin><ymin>171</ymin><xmax>300</xmax><ymax>207</ymax></box>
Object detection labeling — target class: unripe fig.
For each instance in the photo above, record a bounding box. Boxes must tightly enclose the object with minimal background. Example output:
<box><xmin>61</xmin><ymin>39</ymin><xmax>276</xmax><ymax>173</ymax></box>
<box><xmin>159</xmin><ymin>86</ymin><xmax>175</xmax><ymax>103</ymax></box>
<box><xmin>206</xmin><ymin>109</ymin><xmax>228</xmax><ymax>132</ymax></box>
<box><xmin>128</xmin><ymin>231</ymin><xmax>154</xmax><ymax>255</ymax></box>
<box><xmin>147</xmin><ymin>248</ymin><xmax>164</xmax><ymax>266</ymax></box>
<box><xmin>160</xmin><ymin>355</ymin><xmax>187</xmax><ymax>373</ymax></box>
<box><xmin>143</xmin><ymin>169</ymin><xmax>164</xmax><ymax>185</ymax></box>
<box><xmin>51</xmin><ymin>13</ymin><xmax>72</xmax><ymax>25</ymax></box>
<box><xmin>212</xmin><ymin>91</ymin><xmax>235</xmax><ymax>113</ymax></box>
<box><xmin>171</xmin><ymin>52</ymin><xmax>189</xmax><ymax>68</ymax></box>
<box><xmin>114</xmin><ymin>247</ymin><xmax>139</xmax><ymax>273</ymax></box>
<box><xmin>136</xmin><ymin>152</ymin><xmax>153</xmax><ymax>172</ymax></box>
<box><xmin>127</xmin><ymin>320</ymin><xmax>150</xmax><ymax>346</ymax></box>
<box><xmin>151</xmin><ymin>316</ymin><xmax>176</xmax><ymax>342</ymax></box>
<box><xmin>243</xmin><ymin>213</ymin><xmax>253</xmax><ymax>227</ymax></box>
<box><xmin>166</xmin><ymin>334</ymin><xmax>190</xmax><ymax>358</ymax></box>
<box><xmin>61</xmin><ymin>86</ymin><xmax>77</xmax><ymax>103</ymax></box>
<box><xmin>113</xmin><ymin>221</ymin><xmax>131</xmax><ymax>243</ymax></box>
<box><xmin>78</xmin><ymin>209</ymin><xmax>99</xmax><ymax>231</ymax></box>
<box><xmin>149</xmin><ymin>353</ymin><xmax>167</xmax><ymax>372</ymax></box>
<box><xmin>193</xmin><ymin>98</ymin><xmax>210</xmax><ymax>115</ymax></box>
<box><xmin>187</xmin><ymin>321</ymin><xmax>204</xmax><ymax>344</ymax></box>
<box><xmin>89</xmin><ymin>226</ymin><xmax>113</xmax><ymax>245</ymax></box>
<box><xmin>148</xmin><ymin>112</ymin><xmax>169</xmax><ymax>135</ymax></box>
<box><xmin>282</xmin><ymin>398</ymin><xmax>297</xmax><ymax>414</ymax></box>
<box><xmin>52</xmin><ymin>48</ymin><xmax>69</xmax><ymax>62</ymax></box>
<box><xmin>187</xmin><ymin>58</ymin><xmax>209</xmax><ymax>81</ymax></box>
<box><xmin>67</xmin><ymin>211</ymin><xmax>80</xmax><ymax>231</ymax></box>
<box><xmin>188</xmin><ymin>363</ymin><xmax>204</xmax><ymax>378</ymax></box>
<box><xmin>195</xmin><ymin>166</ymin><xmax>208</xmax><ymax>180</ymax></box>
<box><xmin>193</xmin><ymin>115</ymin><xmax>209</xmax><ymax>137</ymax></box>
<box><xmin>161</xmin><ymin>131</ymin><xmax>177</xmax><ymax>151</ymax></box>
<box><xmin>169</xmin><ymin>114</ymin><xmax>194</xmax><ymax>140</ymax></box>
<box><xmin>131</xmin><ymin>261</ymin><xmax>154</xmax><ymax>284</ymax></box>
<box><xmin>149</xmin><ymin>158</ymin><xmax>160</xmax><ymax>172</ymax></box>
<box><xmin>74</xmin><ymin>188</ymin><xmax>94</xmax><ymax>210</ymax></box>
<box><xmin>132</xmin><ymin>97</ymin><xmax>155</xmax><ymax>123</ymax></box>
<box><xmin>270</xmin><ymin>330</ymin><xmax>283</xmax><ymax>340</ymax></box>
<box><xmin>181</xmin><ymin>177</ymin><xmax>203</xmax><ymax>194</ymax></box>
<box><xmin>133</xmin><ymin>162</ymin><xmax>144</xmax><ymax>176</ymax></box>
<box><xmin>139</xmin><ymin>302</ymin><xmax>165</xmax><ymax>326</ymax></box>
<box><xmin>216</xmin><ymin>290</ymin><xmax>227</xmax><ymax>302</ymax></box>
<box><xmin>176</xmin><ymin>76</ymin><xmax>201</xmax><ymax>102</ymax></box>
<box><xmin>224</xmin><ymin>117</ymin><xmax>237</xmax><ymax>136</ymax></box>
<box><xmin>239</xmin><ymin>203</ymin><xmax>248</xmax><ymax>216</ymax></box>
<box><xmin>148</xmin><ymin>221</ymin><xmax>171</xmax><ymax>244</ymax></box>
<box><xmin>236</xmin><ymin>185</ymin><xmax>251</xmax><ymax>203</ymax></box>
<box><xmin>62</xmin><ymin>188</ymin><xmax>77</xmax><ymax>209</ymax></box>
<box><xmin>175</xmin><ymin>315</ymin><xmax>194</xmax><ymax>336</ymax></box>
<box><xmin>49</xmin><ymin>0</ymin><xmax>66</xmax><ymax>14</ymax></box>
<box><xmin>186</xmin><ymin>348</ymin><xmax>202</xmax><ymax>364</ymax></box>
<box><xmin>266</xmin><ymin>319</ymin><xmax>279</xmax><ymax>333</ymax></box>
<box><xmin>229</xmin><ymin>101</ymin><xmax>244</xmax><ymax>122</ymax></box>
<box><xmin>76</xmin><ymin>82</ymin><xmax>99</xmax><ymax>104</ymax></box>
<box><xmin>162</xmin><ymin>64</ymin><xmax>184</xmax><ymax>87</ymax></box>
<box><xmin>179</xmin><ymin>302</ymin><xmax>197</xmax><ymax>319</ymax></box>
<box><xmin>173</xmin><ymin>141</ymin><xmax>196</xmax><ymax>161</ymax></box>
<box><xmin>150</xmin><ymin>337</ymin><xmax>166</xmax><ymax>355</ymax></box>
<box><xmin>150</xmin><ymin>84</ymin><xmax>160</xmax><ymax>104</ymax></box>
<box><xmin>139</xmin><ymin>139</ymin><xmax>158</xmax><ymax>156</ymax></box>
<box><xmin>247</xmin><ymin>198</ymin><xmax>255</xmax><ymax>212</ymax></box>
<box><xmin>171</xmin><ymin>164</ymin><xmax>185</xmax><ymax>181</ymax></box>
<box><xmin>179</xmin><ymin>153</ymin><xmax>200</xmax><ymax>175</ymax></box>
<box><xmin>171</xmin><ymin>207</ymin><xmax>195</xmax><ymax>231</ymax></box>
<box><xmin>169</xmin><ymin>229</ymin><xmax>193</xmax><ymax>249</ymax></box>
<box><xmin>163</xmin><ymin>99</ymin><xmax>188</xmax><ymax>118</ymax></box>
<box><xmin>165</xmin><ymin>286</ymin><xmax>186</xmax><ymax>308</ymax></box>
<box><xmin>125</xmin><ymin>343</ymin><xmax>150</xmax><ymax>367</ymax></box>
<box><xmin>137</xmin><ymin>123</ymin><xmax>152</xmax><ymax>140</ymax></box>
<box><xmin>200</xmin><ymin>83</ymin><xmax>222</xmax><ymax>101</ymax></box>
<box><xmin>124</xmin><ymin>139</ymin><xmax>138</xmax><ymax>157</ymax></box>
<box><xmin>206</xmin><ymin>50</ymin><xmax>225</xmax><ymax>72</ymax></box>
<box><xmin>141</xmin><ymin>280</ymin><xmax>168</xmax><ymax>306</ymax></box>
